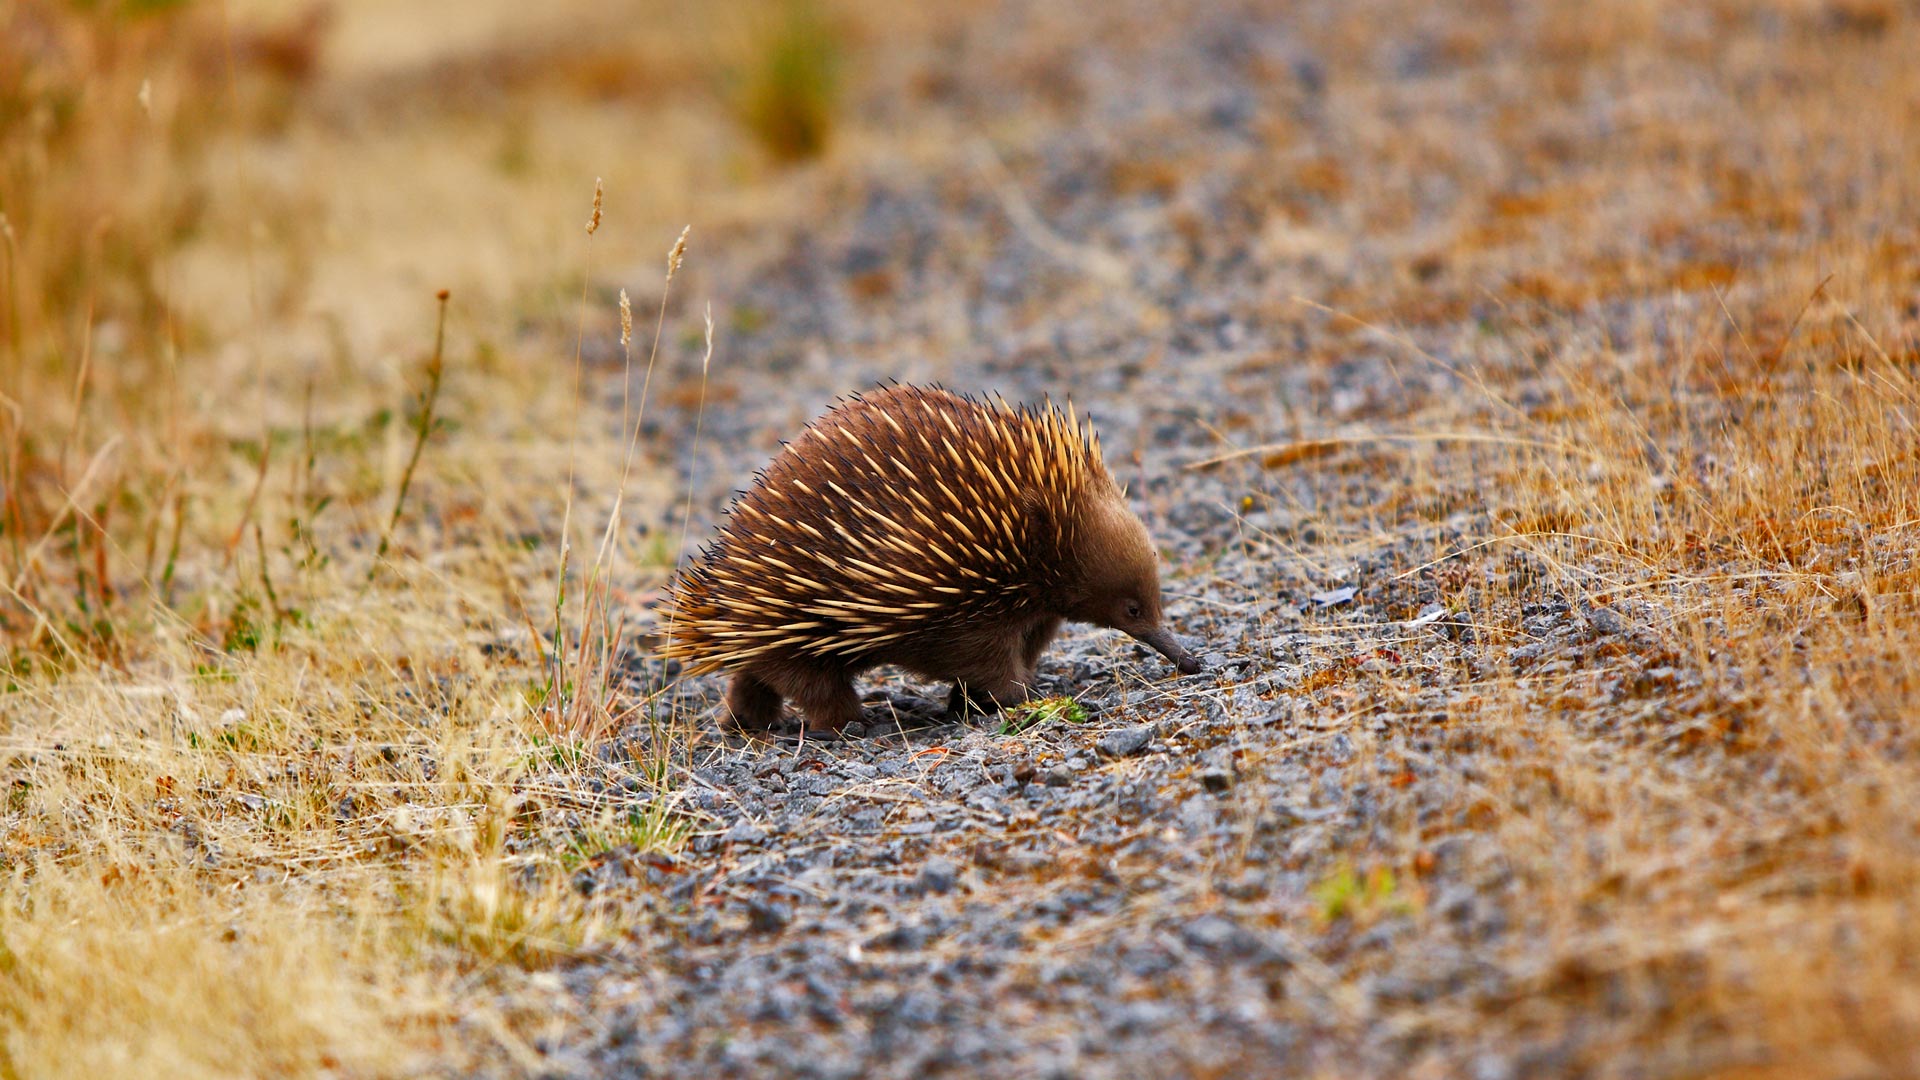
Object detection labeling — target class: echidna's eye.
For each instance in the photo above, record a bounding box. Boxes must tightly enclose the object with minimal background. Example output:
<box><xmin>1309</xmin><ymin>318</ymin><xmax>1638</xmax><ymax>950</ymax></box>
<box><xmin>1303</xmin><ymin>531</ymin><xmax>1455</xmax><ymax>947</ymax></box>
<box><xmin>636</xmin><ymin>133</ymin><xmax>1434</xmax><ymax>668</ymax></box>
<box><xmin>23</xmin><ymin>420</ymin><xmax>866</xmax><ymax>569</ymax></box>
<box><xmin>1125</xmin><ymin>600</ymin><xmax>1143</xmax><ymax>619</ymax></box>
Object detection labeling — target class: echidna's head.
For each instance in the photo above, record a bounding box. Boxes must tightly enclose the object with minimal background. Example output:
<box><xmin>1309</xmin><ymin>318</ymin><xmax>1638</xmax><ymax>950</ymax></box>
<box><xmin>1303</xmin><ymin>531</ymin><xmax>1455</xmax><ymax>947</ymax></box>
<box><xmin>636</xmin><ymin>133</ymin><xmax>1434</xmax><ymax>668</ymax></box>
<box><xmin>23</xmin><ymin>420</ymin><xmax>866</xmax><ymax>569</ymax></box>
<box><xmin>1064</xmin><ymin>485</ymin><xmax>1204</xmax><ymax>675</ymax></box>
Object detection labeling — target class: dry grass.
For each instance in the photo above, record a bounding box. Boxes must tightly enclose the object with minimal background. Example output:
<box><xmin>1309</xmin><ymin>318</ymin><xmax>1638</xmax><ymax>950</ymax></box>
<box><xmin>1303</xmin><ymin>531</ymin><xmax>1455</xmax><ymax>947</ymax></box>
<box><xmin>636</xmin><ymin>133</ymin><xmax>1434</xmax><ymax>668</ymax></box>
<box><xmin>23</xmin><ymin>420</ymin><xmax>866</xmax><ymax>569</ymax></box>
<box><xmin>1198</xmin><ymin>2</ymin><xmax>1920</xmax><ymax>1068</ymax></box>
<box><xmin>1345</xmin><ymin>289</ymin><xmax>1920</xmax><ymax>1070</ymax></box>
<box><xmin>0</xmin><ymin>3</ymin><xmax>714</xmax><ymax>1073</ymax></box>
<box><xmin>4</xmin><ymin>0</ymin><xmax>1920</xmax><ymax>1075</ymax></box>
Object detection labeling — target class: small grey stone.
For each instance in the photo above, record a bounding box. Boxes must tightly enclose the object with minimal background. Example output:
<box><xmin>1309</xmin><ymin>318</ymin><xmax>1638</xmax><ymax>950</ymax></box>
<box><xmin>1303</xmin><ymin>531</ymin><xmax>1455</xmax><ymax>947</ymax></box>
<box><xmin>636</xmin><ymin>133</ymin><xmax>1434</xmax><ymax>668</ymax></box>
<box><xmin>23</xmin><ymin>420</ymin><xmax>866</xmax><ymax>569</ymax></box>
<box><xmin>1584</xmin><ymin>605</ymin><xmax>1626</xmax><ymax>635</ymax></box>
<box><xmin>724</xmin><ymin>821</ymin><xmax>769</xmax><ymax>845</ymax></box>
<box><xmin>1472</xmin><ymin>1055</ymin><xmax>1518</xmax><ymax>1080</ymax></box>
<box><xmin>1220</xmin><ymin>872</ymin><xmax>1266</xmax><ymax>900</ymax></box>
<box><xmin>965</xmin><ymin>790</ymin><xmax>1005</xmax><ymax>815</ymax></box>
<box><xmin>1310</xmin><ymin>586</ymin><xmax>1358</xmax><ymax>607</ymax></box>
<box><xmin>747</xmin><ymin>897</ymin><xmax>792</xmax><ymax>934</ymax></box>
<box><xmin>1181</xmin><ymin>914</ymin><xmax>1240</xmax><ymax>950</ymax></box>
<box><xmin>1111</xmin><ymin>999</ymin><xmax>1173</xmax><ymax>1033</ymax></box>
<box><xmin>1436</xmin><ymin>886</ymin><xmax>1477</xmax><ymax>924</ymax></box>
<box><xmin>1097</xmin><ymin>725</ymin><xmax>1153</xmax><ymax>758</ymax></box>
<box><xmin>887</xmin><ymin>990</ymin><xmax>940</xmax><ymax>1025</ymax></box>
<box><xmin>888</xmin><ymin>693</ymin><xmax>942</xmax><ymax>715</ymax></box>
<box><xmin>791</xmin><ymin>774</ymin><xmax>836</xmax><ymax>797</ymax></box>
<box><xmin>1293</xmin><ymin>54</ymin><xmax>1327</xmax><ymax>94</ymax></box>
<box><xmin>870</xmin><ymin>921</ymin><xmax>931</xmax><ymax>951</ymax></box>
<box><xmin>917</xmin><ymin>857</ymin><xmax>959</xmax><ymax>895</ymax></box>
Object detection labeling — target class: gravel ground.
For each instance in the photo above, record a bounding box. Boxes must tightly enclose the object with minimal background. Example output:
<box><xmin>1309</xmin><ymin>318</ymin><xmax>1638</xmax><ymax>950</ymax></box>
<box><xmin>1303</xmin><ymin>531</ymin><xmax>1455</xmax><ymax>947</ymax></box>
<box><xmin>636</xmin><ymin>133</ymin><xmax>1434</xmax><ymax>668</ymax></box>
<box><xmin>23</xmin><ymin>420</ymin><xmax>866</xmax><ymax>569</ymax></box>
<box><xmin>475</xmin><ymin>3</ymin><xmax>1904</xmax><ymax>1075</ymax></box>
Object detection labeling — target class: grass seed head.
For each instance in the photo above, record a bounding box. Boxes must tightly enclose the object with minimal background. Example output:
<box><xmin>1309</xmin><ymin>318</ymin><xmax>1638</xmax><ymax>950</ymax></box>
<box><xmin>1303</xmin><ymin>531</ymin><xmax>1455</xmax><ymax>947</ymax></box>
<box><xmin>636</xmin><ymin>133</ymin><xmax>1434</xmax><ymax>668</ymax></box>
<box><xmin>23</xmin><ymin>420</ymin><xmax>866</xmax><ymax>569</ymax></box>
<box><xmin>667</xmin><ymin>225</ymin><xmax>690</xmax><ymax>281</ymax></box>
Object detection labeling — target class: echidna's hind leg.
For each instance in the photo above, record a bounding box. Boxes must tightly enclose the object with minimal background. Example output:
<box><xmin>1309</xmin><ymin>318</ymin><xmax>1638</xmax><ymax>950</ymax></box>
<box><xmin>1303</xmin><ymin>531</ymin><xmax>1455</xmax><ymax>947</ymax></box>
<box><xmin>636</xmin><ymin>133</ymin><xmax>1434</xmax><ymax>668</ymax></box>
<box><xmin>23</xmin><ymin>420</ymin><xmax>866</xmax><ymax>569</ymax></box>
<box><xmin>788</xmin><ymin>669</ymin><xmax>863</xmax><ymax>734</ymax></box>
<box><xmin>724</xmin><ymin>671</ymin><xmax>783</xmax><ymax>731</ymax></box>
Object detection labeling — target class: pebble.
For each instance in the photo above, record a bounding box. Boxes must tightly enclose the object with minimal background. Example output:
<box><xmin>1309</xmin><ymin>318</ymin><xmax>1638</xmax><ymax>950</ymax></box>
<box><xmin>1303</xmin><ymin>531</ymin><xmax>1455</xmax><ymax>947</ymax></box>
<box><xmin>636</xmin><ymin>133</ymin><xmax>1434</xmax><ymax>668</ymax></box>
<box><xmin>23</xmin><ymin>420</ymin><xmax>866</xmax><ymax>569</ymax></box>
<box><xmin>1097</xmin><ymin>725</ymin><xmax>1154</xmax><ymax>759</ymax></box>
<box><xmin>725</xmin><ymin>821</ymin><xmax>769</xmax><ymax>845</ymax></box>
<box><xmin>917</xmin><ymin>858</ymin><xmax>959</xmax><ymax>895</ymax></box>
<box><xmin>747</xmin><ymin>898</ymin><xmax>793</xmax><ymax>934</ymax></box>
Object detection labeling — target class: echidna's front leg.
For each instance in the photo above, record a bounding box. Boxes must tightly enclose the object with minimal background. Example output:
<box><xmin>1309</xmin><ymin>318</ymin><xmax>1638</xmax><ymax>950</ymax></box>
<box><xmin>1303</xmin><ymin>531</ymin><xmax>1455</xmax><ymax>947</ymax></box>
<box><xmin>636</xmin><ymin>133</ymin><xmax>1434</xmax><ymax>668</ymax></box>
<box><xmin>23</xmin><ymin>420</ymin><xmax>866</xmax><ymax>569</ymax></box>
<box><xmin>1020</xmin><ymin>616</ymin><xmax>1063</xmax><ymax>675</ymax></box>
<box><xmin>947</xmin><ymin>673</ymin><xmax>1038</xmax><ymax>717</ymax></box>
<box><xmin>724</xmin><ymin>671</ymin><xmax>784</xmax><ymax>730</ymax></box>
<box><xmin>950</xmin><ymin>614</ymin><xmax>1058</xmax><ymax>717</ymax></box>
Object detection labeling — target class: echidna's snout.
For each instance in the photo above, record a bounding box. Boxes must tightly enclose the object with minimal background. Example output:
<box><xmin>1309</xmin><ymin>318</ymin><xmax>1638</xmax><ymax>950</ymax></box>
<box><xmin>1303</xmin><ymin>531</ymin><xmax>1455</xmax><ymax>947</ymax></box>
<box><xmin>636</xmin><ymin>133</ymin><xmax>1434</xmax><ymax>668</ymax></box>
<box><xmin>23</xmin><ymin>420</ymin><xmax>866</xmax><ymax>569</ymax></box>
<box><xmin>1133</xmin><ymin>626</ymin><xmax>1205</xmax><ymax>675</ymax></box>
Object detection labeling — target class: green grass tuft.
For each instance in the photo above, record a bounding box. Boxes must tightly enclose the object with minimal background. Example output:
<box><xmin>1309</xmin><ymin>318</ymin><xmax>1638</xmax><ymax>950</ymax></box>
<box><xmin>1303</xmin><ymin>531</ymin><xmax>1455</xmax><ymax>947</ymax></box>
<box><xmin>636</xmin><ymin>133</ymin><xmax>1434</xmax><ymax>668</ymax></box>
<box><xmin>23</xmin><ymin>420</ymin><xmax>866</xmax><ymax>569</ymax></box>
<box><xmin>732</xmin><ymin>1</ymin><xmax>842</xmax><ymax>163</ymax></box>
<box><xmin>1000</xmin><ymin>695</ymin><xmax>1089</xmax><ymax>736</ymax></box>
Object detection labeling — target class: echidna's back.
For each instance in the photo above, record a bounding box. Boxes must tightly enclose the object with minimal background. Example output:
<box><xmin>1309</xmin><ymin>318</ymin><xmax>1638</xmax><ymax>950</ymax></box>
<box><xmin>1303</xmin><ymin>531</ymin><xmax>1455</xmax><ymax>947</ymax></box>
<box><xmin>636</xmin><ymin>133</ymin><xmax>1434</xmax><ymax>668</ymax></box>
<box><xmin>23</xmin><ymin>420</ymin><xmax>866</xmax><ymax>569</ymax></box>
<box><xmin>662</xmin><ymin>385</ymin><xmax>1109</xmax><ymax>673</ymax></box>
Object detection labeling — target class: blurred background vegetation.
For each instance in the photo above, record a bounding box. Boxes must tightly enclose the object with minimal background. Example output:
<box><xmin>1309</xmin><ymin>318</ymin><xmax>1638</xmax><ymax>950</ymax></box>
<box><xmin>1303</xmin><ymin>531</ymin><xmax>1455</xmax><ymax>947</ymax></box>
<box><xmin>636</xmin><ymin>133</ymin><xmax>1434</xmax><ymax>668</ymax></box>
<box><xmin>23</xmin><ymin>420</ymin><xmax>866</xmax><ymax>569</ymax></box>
<box><xmin>0</xmin><ymin>0</ymin><xmax>875</xmax><ymax>665</ymax></box>
<box><xmin>6</xmin><ymin>1</ymin><xmax>1920</xmax><ymax>1076</ymax></box>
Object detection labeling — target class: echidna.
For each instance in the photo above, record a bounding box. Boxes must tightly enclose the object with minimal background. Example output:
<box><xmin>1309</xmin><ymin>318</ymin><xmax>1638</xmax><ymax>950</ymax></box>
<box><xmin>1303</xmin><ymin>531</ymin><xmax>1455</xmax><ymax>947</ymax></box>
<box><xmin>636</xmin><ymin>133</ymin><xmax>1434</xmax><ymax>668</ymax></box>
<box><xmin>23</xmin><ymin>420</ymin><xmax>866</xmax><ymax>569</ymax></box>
<box><xmin>661</xmin><ymin>384</ymin><xmax>1202</xmax><ymax>734</ymax></box>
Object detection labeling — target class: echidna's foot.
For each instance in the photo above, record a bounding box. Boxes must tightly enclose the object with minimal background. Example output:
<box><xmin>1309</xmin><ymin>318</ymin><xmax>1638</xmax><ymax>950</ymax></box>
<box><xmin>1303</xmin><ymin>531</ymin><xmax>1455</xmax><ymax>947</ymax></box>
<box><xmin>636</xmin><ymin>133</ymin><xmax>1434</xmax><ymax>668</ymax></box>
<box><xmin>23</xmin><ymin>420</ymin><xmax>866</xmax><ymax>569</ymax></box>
<box><xmin>724</xmin><ymin>672</ymin><xmax>784</xmax><ymax>732</ymax></box>
<box><xmin>792</xmin><ymin>675</ymin><xmax>862</xmax><ymax>735</ymax></box>
<box><xmin>947</xmin><ymin>676</ymin><xmax>1036</xmax><ymax>718</ymax></box>
<box><xmin>947</xmin><ymin>683</ymin><xmax>990</xmax><ymax>717</ymax></box>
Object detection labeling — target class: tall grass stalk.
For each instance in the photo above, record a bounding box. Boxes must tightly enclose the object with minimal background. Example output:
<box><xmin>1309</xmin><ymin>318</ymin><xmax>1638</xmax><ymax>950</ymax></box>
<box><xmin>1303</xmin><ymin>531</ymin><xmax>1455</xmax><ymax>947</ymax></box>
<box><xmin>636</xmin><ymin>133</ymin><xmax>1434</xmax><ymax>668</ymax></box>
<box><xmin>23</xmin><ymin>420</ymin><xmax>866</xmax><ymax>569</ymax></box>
<box><xmin>372</xmin><ymin>289</ymin><xmax>452</xmax><ymax>575</ymax></box>
<box><xmin>547</xmin><ymin>179</ymin><xmax>604</xmax><ymax>716</ymax></box>
<box><xmin>549</xmin><ymin>202</ymin><xmax>697</xmax><ymax>743</ymax></box>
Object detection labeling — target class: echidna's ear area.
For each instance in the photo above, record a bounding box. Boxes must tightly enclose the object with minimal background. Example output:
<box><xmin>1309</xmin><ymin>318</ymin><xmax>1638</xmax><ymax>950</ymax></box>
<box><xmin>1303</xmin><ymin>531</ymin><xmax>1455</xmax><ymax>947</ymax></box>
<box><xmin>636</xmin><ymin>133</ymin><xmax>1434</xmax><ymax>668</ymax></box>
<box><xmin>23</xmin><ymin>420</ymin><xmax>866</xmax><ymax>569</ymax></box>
<box><xmin>658</xmin><ymin>384</ymin><xmax>1114</xmax><ymax>672</ymax></box>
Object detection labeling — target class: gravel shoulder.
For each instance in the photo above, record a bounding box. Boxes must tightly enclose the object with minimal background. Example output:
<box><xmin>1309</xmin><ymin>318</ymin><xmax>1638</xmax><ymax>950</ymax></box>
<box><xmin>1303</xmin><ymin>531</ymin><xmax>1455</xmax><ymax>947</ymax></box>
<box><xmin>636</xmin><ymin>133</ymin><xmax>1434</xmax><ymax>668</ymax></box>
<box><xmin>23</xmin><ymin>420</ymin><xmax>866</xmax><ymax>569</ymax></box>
<box><xmin>498</xmin><ymin>4</ymin><xmax>1920</xmax><ymax>1076</ymax></box>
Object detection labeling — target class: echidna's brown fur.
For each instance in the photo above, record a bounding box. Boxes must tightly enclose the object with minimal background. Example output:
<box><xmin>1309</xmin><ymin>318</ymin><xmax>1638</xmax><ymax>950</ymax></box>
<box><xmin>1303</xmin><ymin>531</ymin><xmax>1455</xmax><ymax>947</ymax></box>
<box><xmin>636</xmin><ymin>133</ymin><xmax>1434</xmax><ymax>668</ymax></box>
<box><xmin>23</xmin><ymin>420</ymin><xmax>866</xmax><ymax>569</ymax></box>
<box><xmin>661</xmin><ymin>384</ymin><xmax>1201</xmax><ymax>733</ymax></box>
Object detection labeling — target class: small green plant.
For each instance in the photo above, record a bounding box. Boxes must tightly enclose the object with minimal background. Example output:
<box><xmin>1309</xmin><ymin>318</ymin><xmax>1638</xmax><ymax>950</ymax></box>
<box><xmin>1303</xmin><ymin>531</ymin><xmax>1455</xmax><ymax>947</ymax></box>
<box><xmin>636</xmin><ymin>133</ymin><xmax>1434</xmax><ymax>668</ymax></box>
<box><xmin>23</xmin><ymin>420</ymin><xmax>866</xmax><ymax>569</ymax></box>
<box><xmin>560</xmin><ymin>803</ymin><xmax>691</xmax><ymax>870</ymax></box>
<box><xmin>520</xmin><ymin>733</ymin><xmax>592</xmax><ymax>771</ymax></box>
<box><xmin>999</xmin><ymin>695</ymin><xmax>1089</xmax><ymax>736</ymax></box>
<box><xmin>731</xmin><ymin>1</ymin><xmax>842</xmax><ymax>163</ymax></box>
<box><xmin>1312</xmin><ymin>862</ymin><xmax>1415</xmax><ymax>924</ymax></box>
<box><xmin>221</xmin><ymin>594</ymin><xmax>263</xmax><ymax>653</ymax></box>
<box><xmin>638</xmin><ymin>530</ymin><xmax>676</xmax><ymax>569</ymax></box>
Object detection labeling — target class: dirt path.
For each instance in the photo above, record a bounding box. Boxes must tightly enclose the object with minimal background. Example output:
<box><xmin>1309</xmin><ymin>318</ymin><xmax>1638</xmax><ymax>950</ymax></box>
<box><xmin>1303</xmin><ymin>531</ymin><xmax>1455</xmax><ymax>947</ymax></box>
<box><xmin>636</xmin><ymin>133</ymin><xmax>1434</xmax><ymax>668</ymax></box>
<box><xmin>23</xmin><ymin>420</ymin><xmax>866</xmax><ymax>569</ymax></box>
<box><xmin>486</xmin><ymin>4</ymin><xmax>1920</xmax><ymax>1075</ymax></box>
